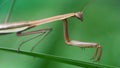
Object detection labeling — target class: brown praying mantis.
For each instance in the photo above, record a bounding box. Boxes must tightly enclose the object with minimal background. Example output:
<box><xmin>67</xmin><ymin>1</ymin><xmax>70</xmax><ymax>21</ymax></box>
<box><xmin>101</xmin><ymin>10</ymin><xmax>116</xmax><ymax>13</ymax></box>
<box><xmin>0</xmin><ymin>0</ymin><xmax>102</xmax><ymax>61</ymax></box>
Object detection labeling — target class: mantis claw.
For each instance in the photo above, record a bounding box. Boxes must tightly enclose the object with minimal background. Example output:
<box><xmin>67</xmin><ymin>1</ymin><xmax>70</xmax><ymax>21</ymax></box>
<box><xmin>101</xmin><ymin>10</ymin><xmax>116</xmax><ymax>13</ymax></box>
<box><xmin>63</xmin><ymin>19</ymin><xmax>102</xmax><ymax>61</ymax></box>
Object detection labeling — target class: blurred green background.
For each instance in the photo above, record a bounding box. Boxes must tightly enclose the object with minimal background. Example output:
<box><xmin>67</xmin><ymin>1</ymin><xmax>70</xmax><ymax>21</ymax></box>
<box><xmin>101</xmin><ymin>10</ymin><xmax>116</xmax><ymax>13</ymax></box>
<box><xmin>0</xmin><ymin>0</ymin><xmax>120</xmax><ymax>68</ymax></box>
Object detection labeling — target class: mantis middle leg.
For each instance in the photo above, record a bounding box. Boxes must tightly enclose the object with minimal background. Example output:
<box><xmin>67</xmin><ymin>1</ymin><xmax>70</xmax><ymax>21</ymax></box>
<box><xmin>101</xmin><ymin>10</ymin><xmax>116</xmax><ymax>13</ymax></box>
<box><xmin>17</xmin><ymin>27</ymin><xmax>52</xmax><ymax>52</ymax></box>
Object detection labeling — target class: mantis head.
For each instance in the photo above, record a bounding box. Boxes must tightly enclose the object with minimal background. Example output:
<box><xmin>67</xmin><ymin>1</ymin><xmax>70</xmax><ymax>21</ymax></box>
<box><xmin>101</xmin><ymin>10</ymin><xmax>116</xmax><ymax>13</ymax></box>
<box><xmin>75</xmin><ymin>12</ymin><xmax>83</xmax><ymax>22</ymax></box>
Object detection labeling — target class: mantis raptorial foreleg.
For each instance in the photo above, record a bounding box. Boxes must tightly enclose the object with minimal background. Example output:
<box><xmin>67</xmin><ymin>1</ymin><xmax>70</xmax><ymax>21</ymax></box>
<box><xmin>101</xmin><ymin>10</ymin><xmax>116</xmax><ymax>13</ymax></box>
<box><xmin>17</xmin><ymin>27</ymin><xmax>52</xmax><ymax>52</ymax></box>
<box><xmin>63</xmin><ymin>19</ymin><xmax>102</xmax><ymax>61</ymax></box>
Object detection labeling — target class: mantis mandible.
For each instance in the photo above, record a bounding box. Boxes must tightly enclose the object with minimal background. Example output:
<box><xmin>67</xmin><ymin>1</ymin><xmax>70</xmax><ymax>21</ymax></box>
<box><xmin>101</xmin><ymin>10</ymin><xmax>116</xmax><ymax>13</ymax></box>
<box><xmin>0</xmin><ymin>0</ymin><xmax>102</xmax><ymax>61</ymax></box>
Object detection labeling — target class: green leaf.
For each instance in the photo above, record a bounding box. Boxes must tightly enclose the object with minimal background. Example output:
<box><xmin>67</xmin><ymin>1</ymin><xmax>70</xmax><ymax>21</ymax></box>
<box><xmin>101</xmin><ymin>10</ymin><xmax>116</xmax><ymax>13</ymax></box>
<box><xmin>0</xmin><ymin>47</ymin><xmax>116</xmax><ymax>68</ymax></box>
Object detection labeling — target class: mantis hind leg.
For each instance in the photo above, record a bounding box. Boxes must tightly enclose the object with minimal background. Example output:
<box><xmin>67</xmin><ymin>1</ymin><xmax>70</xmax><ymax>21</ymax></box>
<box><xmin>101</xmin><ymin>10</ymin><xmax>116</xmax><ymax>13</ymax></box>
<box><xmin>16</xmin><ymin>28</ymin><xmax>52</xmax><ymax>52</ymax></box>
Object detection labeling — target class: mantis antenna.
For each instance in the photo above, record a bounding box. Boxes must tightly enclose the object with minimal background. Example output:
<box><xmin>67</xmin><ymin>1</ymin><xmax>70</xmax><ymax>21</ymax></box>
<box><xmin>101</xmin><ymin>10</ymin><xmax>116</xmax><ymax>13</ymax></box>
<box><xmin>80</xmin><ymin>0</ymin><xmax>95</xmax><ymax>12</ymax></box>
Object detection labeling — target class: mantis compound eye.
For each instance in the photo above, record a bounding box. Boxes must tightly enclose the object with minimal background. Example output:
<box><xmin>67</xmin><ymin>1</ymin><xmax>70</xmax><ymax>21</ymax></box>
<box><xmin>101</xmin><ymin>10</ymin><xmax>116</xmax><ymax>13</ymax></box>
<box><xmin>75</xmin><ymin>12</ymin><xmax>83</xmax><ymax>22</ymax></box>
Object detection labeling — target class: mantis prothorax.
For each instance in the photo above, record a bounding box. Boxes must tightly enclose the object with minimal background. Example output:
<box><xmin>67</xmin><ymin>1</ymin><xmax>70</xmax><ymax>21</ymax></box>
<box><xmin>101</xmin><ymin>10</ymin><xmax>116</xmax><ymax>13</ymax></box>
<box><xmin>0</xmin><ymin>12</ymin><xmax>102</xmax><ymax>61</ymax></box>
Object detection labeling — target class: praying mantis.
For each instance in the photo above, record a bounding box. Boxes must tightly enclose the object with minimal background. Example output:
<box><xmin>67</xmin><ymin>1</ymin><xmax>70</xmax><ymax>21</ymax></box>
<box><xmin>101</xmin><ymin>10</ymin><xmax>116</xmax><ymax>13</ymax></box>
<box><xmin>0</xmin><ymin>0</ymin><xmax>102</xmax><ymax>61</ymax></box>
